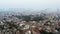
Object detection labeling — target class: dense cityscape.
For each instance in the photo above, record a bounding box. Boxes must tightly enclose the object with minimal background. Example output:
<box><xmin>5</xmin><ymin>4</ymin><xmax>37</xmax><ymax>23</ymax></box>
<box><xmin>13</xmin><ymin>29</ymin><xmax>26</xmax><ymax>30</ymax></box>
<box><xmin>0</xmin><ymin>0</ymin><xmax>60</xmax><ymax>34</ymax></box>
<box><xmin>0</xmin><ymin>10</ymin><xmax>60</xmax><ymax>34</ymax></box>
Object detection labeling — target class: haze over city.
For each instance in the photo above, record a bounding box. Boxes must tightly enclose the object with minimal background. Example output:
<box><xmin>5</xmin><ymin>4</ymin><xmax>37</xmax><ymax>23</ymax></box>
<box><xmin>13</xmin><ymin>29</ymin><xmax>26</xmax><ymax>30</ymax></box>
<box><xmin>0</xmin><ymin>0</ymin><xmax>60</xmax><ymax>34</ymax></box>
<box><xmin>0</xmin><ymin>0</ymin><xmax>60</xmax><ymax>11</ymax></box>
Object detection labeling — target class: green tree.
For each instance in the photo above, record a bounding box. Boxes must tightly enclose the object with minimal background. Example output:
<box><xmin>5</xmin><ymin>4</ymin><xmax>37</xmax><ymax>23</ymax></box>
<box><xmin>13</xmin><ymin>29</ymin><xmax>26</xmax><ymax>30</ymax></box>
<box><xmin>31</xmin><ymin>16</ymin><xmax>44</xmax><ymax>22</ymax></box>
<box><xmin>22</xmin><ymin>16</ymin><xmax>31</xmax><ymax>22</ymax></box>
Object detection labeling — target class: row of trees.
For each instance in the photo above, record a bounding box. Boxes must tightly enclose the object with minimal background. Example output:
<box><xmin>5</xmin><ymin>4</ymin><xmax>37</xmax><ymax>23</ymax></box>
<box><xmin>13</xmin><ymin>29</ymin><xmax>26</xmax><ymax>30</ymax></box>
<box><xmin>15</xmin><ymin>15</ymin><xmax>44</xmax><ymax>22</ymax></box>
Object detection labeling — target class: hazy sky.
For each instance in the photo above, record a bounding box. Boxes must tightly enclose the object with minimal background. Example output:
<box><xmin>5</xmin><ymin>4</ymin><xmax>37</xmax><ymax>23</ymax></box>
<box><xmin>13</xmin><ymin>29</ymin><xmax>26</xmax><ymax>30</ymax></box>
<box><xmin>0</xmin><ymin>0</ymin><xmax>60</xmax><ymax>10</ymax></box>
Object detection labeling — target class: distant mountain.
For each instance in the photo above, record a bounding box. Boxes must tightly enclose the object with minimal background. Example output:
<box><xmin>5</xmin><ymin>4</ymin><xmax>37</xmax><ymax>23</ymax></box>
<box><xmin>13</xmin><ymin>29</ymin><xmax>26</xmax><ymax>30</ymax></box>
<box><xmin>0</xmin><ymin>8</ymin><xmax>60</xmax><ymax>15</ymax></box>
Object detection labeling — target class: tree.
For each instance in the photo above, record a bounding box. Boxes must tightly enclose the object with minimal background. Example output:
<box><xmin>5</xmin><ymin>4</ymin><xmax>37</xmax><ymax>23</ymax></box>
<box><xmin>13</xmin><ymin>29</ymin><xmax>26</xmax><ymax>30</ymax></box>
<box><xmin>31</xmin><ymin>16</ymin><xmax>44</xmax><ymax>22</ymax></box>
<box><xmin>22</xmin><ymin>16</ymin><xmax>31</xmax><ymax>22</ymax></box>
<box><xmin>15</xmin><ymin>15</ymin><xmax>22</xmax><ymax>19</ymax></box>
